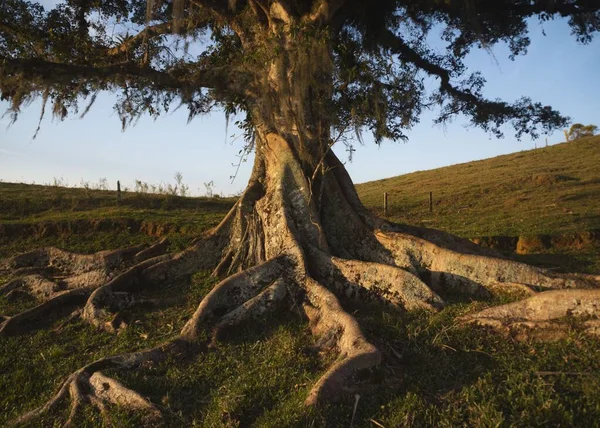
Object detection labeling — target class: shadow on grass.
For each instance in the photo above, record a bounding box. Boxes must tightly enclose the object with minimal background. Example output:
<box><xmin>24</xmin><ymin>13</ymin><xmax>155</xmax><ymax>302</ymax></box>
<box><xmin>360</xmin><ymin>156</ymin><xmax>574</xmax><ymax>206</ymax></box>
<box><xmin>4</xmin><ymin>269</ymin><xmax>600</xmax><ymax>427</ymax></box>
<box><xmin>508</xmin><ymin>249</ymin><xmax>600</xmax><ymax>274</ymax></box>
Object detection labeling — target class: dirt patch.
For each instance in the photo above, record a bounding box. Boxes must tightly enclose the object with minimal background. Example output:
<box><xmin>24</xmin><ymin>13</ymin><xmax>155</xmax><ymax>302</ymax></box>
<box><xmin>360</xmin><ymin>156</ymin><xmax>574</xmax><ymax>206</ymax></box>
<box><xmin>515</xmin><ymin>235</ymin><xmax>552</xmax><ymax>254</ymax></box>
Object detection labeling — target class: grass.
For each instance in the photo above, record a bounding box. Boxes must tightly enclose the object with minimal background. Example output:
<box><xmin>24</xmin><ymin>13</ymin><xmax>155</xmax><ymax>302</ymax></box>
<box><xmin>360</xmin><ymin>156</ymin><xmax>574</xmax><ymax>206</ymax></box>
<box><xmin>357</xmin><ymin>135</ymin><xmax>600</xmax><ymax>237</ymax></box>
<box><xmin>0</xmin><ymin>183</ymin><xmax>234</xmax><ymax>259</ymax></box>
<box><xmin>1</xmin><ymin>136</ymin><xmax>600</xmax><ymax>426</ymax></box>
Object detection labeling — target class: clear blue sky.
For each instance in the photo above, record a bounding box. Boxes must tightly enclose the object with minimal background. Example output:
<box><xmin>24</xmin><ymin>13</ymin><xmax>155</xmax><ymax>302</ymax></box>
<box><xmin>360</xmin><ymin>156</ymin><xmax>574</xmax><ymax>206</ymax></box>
<box><xmin>1</xmin><ymin>5</ymin><xmax>599</xmax><ymax>196</ymax></box>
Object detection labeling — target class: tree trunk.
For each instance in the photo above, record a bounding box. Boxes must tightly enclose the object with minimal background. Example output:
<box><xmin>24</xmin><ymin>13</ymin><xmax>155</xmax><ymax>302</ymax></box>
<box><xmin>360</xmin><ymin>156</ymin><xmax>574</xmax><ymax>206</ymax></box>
<box><xmin>3</xmin><ymin>25</ymin><xmax>600</xmax><ymax>426</ymax></box>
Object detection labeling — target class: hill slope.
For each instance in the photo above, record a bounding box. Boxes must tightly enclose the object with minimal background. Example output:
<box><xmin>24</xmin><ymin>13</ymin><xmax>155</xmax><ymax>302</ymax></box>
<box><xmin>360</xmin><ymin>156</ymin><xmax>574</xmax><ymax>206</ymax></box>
<box><xmin>356</xmin><ymin>135</ymin><xmax>600</xmax><ymax>237</ymax></box>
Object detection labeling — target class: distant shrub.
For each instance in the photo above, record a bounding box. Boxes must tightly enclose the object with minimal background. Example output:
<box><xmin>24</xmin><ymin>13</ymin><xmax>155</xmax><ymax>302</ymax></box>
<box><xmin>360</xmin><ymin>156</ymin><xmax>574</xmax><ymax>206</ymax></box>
<box><xmin>134</xmin><ymin>179</ymin><xmax>150</xmax><ymax>193</ymax></box>
<box><xmin>567</xmin><ymin>123</ymin><xmax>598</xmax><ymax>141</ymax></box>
<box><xmin>133</xmin><ymin>172</ymin><xmax>191</xmax><ymax>197</ymax></box>
<box><xmin>204</xmin><ymin>181</ymin><xmax>215</xmax><ymax>198</ymax></box>
<box><xmin>95</xmin><ymin>177</ymin><xmax>108</xmax><ymax>191</ymax></box>
<box><xmin>174</xmin><ymin>171</ymin><xmax>189</xmax><ymax>197</ymax></box>
<box><xmin>50</xmin><ymin>176</ymin><xmax>67</xmax><ymax>187</ymax></box>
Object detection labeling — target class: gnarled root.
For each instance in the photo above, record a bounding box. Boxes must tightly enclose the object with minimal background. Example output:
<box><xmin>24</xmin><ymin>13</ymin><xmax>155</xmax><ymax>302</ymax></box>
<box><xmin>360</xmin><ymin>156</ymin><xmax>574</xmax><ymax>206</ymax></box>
<box><xmin>211</xmin><ymin>277</ymin><xmax>289</xmax><ymax>343</ymax></box>
<box><xmin>302</xmin><ymin>278</ymin><xmax>381</xmax><ymax>406</ymax></box>
<box><xmin>13</xmin><ymin>371</ymin><xmax>161</xmax><ymax>427</ymax></box>
<box><xmin>0</xmin><ymin>241</ymin><xmax>172</xmax><ymax>335</ymax></box>
<box><xmin>462</xmin><ymin>289</ymin><xmax>600</xmax><ymax>341</ymax></box>
<box><xmin>0</xmin><ymin>243</ymin><xmax>149</xmax><ymax>275</ymax></box>
<box><xmin>12</xmin><ymin>340</ymin><xmax>184</xmax><ymax>426</ymax></box>
<box><xmin>81</xmin><ymin>241</ymin><xmax>213</xmax><ymax>332</ymax></box>
<box><xmin>0</xmin><ymin>288</ymin><xmax>89</xmax><ymax>335</ymax></box>
<box><xmin>81</xmin><ymin>255</ymin><xmax>171</xmax><ymax>331</ymax></box>
<box><xmin>375</xmin><ymin>230</ymin><xmax>595</xmax><ymax>297</ymax></box>
<box><xmin>309</xmin><ymin>248</ymin><xmax>444</xmax><ymax>311</ymax></box>
<box><xmin>181</xmin><ymin>257</ymin><xmax>288</xmax><ymax>340</ymax></box>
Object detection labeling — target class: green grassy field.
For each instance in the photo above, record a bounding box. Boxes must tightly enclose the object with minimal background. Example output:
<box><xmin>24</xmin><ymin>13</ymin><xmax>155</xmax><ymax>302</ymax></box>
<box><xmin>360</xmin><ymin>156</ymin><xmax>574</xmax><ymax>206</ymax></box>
<box><xmin>1</xmin><ymin>136</ymin><xmax>599</xmax><ymax>427</ymax></box>
<box><xmin>357</xmin><ymin>135</ymin><xmax>600</xmax><ymax>238</ymax></box>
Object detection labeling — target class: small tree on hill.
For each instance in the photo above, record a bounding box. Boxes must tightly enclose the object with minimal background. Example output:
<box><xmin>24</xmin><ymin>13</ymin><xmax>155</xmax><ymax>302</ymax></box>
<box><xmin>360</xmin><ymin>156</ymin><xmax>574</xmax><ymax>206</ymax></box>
<box><xmin>2</xmin><ymin>0</ymin><xmax>600</xmax><ymax>423</ymax></box>
<box><xmin>567</xmin><ymin>123</ymin><xmax>598</xmax><ymax>140</ymax></box>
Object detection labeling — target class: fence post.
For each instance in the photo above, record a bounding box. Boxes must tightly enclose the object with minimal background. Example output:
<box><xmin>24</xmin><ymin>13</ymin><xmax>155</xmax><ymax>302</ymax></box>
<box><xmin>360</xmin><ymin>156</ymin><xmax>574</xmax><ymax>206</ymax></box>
<box><xmin>383</xmin><ymin>192</ymin><xmax>388</xmax><ymax>217</ymax></box>
<box><xmin>429</xmin><ymin>191</ymin><xmax>433</xmax><ymax>213</ymax></box>
<box><xmin>117</xmin><ymin>180</ymin><xmax>122</xmax><ymax>205</ymax></box>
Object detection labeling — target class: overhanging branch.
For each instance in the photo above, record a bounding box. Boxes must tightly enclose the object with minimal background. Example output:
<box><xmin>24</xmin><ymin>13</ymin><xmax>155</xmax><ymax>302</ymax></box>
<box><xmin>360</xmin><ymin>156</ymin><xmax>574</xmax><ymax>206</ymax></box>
<box><xmin>380</xmin><ymin>30</ymin><xmax>479</xmax><ymax>105</ymax></box>
<box><xmin>0</xmin><ymin>57</ymin><xmax>234</xmax><ymax>94</ymax></box>
<box><xmin>107</xmin><ymin>22</ymin><xmax>173</xmax><ymax>56</ymax></box>
<box><xmin>379</xmin><ymin>30</ymin><xmax>568</xmax><ymax>137</ymax></box>
<box><xmin>1</xmin><ymin>57</ymin><xmax>185</xmax><ymax>90</ymax></box>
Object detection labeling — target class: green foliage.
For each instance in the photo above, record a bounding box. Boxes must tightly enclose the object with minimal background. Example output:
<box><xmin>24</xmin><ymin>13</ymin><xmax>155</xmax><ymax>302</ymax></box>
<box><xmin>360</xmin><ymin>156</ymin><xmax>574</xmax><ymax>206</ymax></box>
<box><xmin>3</xmin><ymin>0</ymin><xmax>598</xmax><ymax>143</ymax></box>
<box><xmin>567</xmin><ymin>123</ymin><xmax>598</xmax><ymax>141</ymax></box>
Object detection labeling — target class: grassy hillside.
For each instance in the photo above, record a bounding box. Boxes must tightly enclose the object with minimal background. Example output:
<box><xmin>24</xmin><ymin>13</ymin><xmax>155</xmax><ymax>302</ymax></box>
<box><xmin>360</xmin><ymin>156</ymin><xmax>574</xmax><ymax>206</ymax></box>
<box><xmin>357</xmin><ymin>135</ymin><xmax>600</xmax><ymax>238</ymax></box>
<box><xmin>0</xmin><ymin>183</ymin><xmax>235</xmax><ymax>258</ymax></box>
<box><xmin>1</xmin><ymin>137</ymin><xmax>600</xmax><ymax>427</ymax></box>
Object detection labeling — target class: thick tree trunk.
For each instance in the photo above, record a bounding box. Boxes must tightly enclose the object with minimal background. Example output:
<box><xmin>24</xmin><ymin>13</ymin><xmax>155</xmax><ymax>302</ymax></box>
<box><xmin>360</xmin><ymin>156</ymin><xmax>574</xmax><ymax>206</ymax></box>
<box><xmin>3</xmin><ymin>119</ymin><xmax>600</xmax><ymax>424</ymax></box>
<box><xmin>3</xmin><ymin>30</ymin><xmax>600</xmax><ymax>426</ymax></box>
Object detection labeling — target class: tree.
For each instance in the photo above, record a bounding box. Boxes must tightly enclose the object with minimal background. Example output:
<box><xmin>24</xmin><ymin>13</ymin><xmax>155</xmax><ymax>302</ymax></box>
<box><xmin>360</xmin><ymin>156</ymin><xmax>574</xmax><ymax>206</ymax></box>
<box><xmin>2</xmin><ymin>0</ymin><xmax>600</xmax><ymax>423</ymax></box>
<box><xmin>567</xmin><ymin>123</ymin><xmax>598</xmax><ymax>140</ymax></box>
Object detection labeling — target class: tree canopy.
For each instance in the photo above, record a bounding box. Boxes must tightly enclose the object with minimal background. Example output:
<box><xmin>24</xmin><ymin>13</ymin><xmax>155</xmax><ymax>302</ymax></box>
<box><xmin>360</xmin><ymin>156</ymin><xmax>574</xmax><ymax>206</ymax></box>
<box><xmin>567</xmin><ymin>122</ymin><xmax>598</xmax><ymax>140</ymax></box>
<box><xmin>2</xmin><ymin>0</ymin><xmax>599</xmax><ymax>145</ymax></box>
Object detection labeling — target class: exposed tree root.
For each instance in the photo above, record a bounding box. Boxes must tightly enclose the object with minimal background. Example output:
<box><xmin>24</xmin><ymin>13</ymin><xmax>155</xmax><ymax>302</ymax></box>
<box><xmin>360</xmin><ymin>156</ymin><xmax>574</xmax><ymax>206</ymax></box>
<box><xmin>462</xmin><ymin>289</ymin><xmax>600</xmax><ymax>340</ymax></box>
<box><xmin>14</xmin><ymin>370</ymin><xmax>162</xmax><ymax>427</ymax></box>
<box><xmin>0</xmin><ymin>288</ymin><xmax>89</xmax><ymax>335</ymax></box>
<box><xmin>82</xmin><ymin>236</ymin><xmax>225</xmax><ymax>332</ymax></box>
<box><xmin>3</xmin><ymin>136</ymin><xmax>600</xmax><ymax>423</ymax></box>
<box><xmin>374</xmin><ymin>230</ymin><xmax>592</xmax><ymax>295</ymax></box>
<box><xmin>309</xmin><ymin>248</ymin><xmax>444</xmax><ymax>311</ymax></box>
<box><xmin>211</xmin><ymin>277</ymin><xmax>289</xmax><ymax>343</ymax></box>
<box><xmin>0</xmin><ymin>244</ymin><xmax>148</xmax><ymax>275</ymax></box>
<box><xmin>0</xmin><ymin>236</ymin><xmax>229</xmax><ymax>335</ymax></box>
<box><xmin>0</xmin><ymin>241</ymin><xmax>176</xmax><ymax>335</ymax></box>
<box><xmin>181</xmin><ymin>257</ymin><xmax>288</xmax><ymax>340</ymax></box>
<box><xmin>11</xmin><ymin>340</ymin><xmax>185</xmax><ymax>426</ymax></box>
<box><xmin>302</xmin><ymin>278</ymin><xmax>381</xmax><ymax>406</ymax></box>
<box><xmin>81</xmin><ymin>255</ymin><xmax>172</xmax><ymax>331</ymax></box>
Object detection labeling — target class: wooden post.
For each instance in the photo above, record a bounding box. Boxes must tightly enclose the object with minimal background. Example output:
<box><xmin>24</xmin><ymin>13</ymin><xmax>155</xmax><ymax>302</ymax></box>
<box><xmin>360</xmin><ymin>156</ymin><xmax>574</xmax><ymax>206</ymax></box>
<box><xmin>429</xmin><ymin>191</ymin><xmax>433</xmax><ymax>213</ymax></box>
<box><xmin>383</xmin><ymin>192</ymin><xmax>388</xmax><ymax>217</ymax></box>
<box><xmin>117</xmin><ymin>180</ymin><xmax>122</xmax><ymax>205</ymax></box>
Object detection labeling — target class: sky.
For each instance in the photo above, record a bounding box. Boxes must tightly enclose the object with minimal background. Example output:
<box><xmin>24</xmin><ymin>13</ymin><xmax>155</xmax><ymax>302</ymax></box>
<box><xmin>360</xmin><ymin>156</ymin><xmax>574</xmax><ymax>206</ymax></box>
<box><xmin>1</xmin><ymin>5</ymin><xmax>599</xmax><ymax>196</ymax></box>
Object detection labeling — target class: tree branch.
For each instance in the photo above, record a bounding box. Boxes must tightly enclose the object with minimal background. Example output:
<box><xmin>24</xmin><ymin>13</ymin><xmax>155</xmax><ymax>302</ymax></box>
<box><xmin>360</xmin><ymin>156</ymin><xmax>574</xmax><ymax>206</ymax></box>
<box><xmin>378</xmin><ymin>30</ymin><xmax>568</xmax><ymax>137</ymax></box>
<box><xmin>107</xmin><ymin>22</ymin><xmax>173</xmax><ymax>56</ymax></box>
<box><xmin>0</xmin><ymin>22</ymin><xmax>45</xmax><ymax>57</ymax></box>
<box><xmin>380</xmin><ymin>30</ymin><xmax>480</xmax><ymax>104</ymax></box>
<box><xmin>1</xmin><ymin>57</ymin><xmax>224</xmax><ymax>92</ymax></box>
<box><xmin>189</xmin><ymin>0</ymin><xmax>236</xmax><ymax>21</ymax></box>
